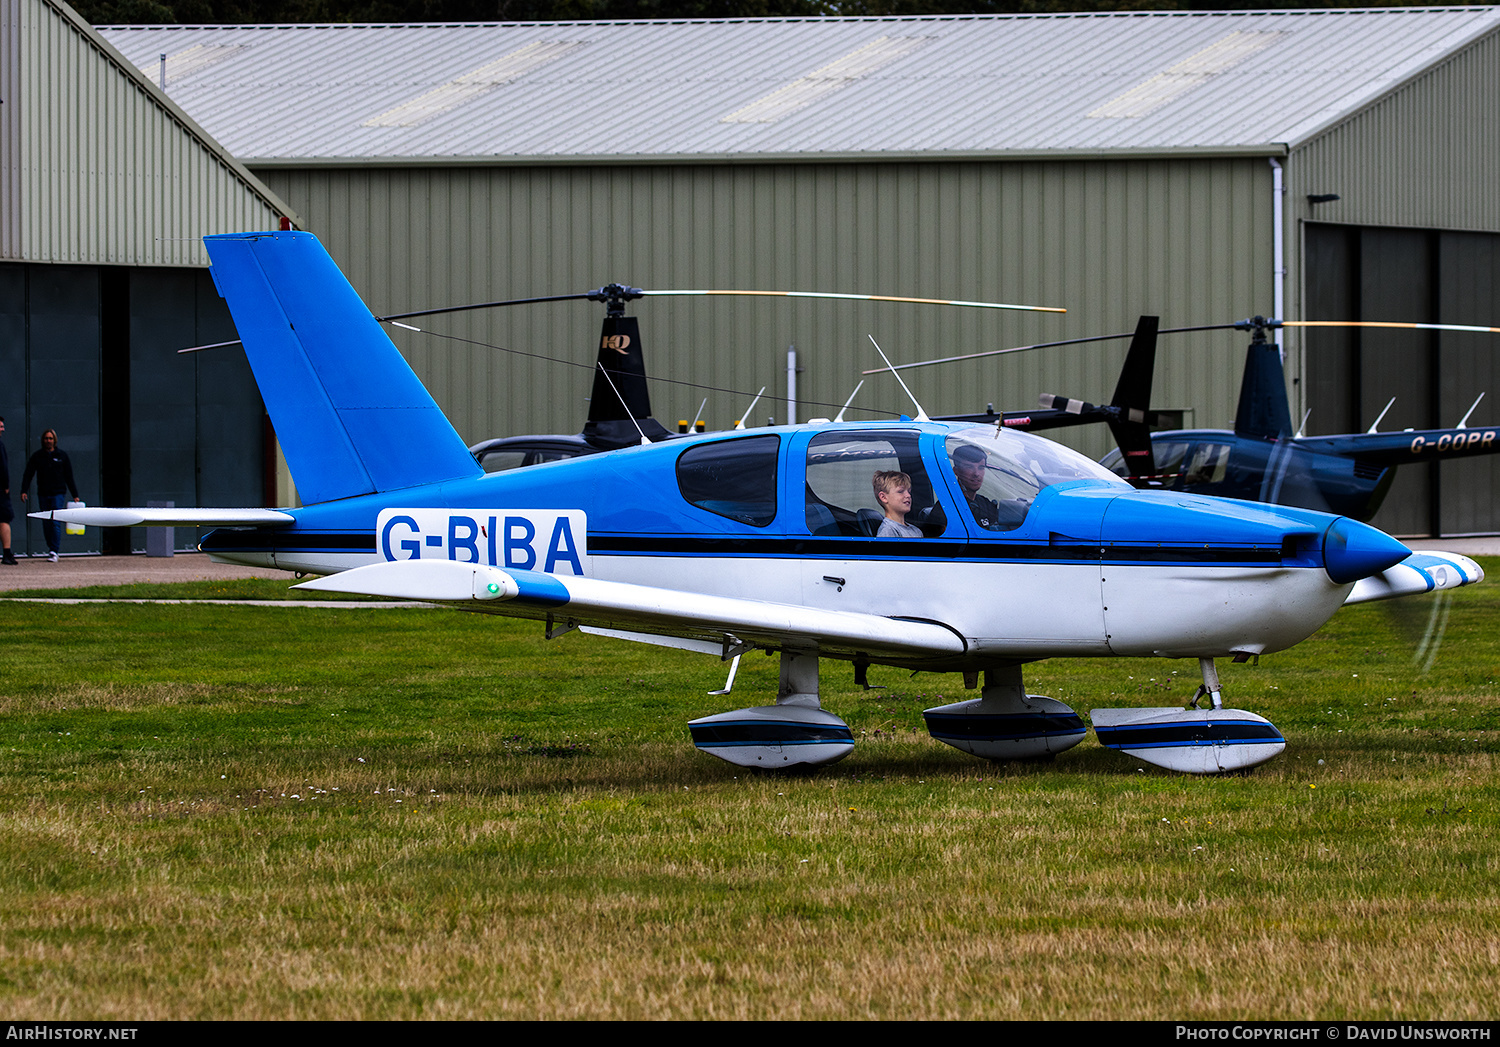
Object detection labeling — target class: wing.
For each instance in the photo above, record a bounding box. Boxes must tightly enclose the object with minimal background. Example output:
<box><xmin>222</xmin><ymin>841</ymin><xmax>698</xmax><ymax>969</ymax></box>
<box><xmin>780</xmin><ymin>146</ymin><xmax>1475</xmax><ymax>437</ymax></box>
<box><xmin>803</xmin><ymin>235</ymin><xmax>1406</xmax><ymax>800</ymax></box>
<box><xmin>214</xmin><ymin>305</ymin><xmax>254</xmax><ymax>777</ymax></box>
<box><xmin>293</xmin><ymin>559</ymin><xmax>966</xmax><ymax>663</ymax></box>
<box><xmin>1344</xmin><ymin>551</ymin><xmax>1484</xmax><ymax>605</ymax></box>
<box><xmin>29</xmin><ymin>507</ymin><xmax>295</xmax><ymax>527</ymax></box>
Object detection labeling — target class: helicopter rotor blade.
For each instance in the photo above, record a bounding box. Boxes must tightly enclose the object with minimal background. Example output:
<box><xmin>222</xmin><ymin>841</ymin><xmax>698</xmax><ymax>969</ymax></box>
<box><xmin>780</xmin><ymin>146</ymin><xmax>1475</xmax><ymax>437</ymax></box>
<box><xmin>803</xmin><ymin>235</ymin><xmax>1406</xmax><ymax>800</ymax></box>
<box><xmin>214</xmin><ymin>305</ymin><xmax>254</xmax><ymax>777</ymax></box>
<box><xmin>1281</xmin><ymin>320</ymin><xmax>1500</xmax><ymax>335</ymax></box>
<box><xmin>645</xmin><ymin>289</ymin><xmax>1065</xmax><ymax>313</ymax></box>
<box><xmin>861</xmin><ymin>322</ymin><xmax>1231</xmax><ymax>375</ymax></box>
<box><xmin>377</xmin><ymin>291</ymin><xmax>602</xmax><ymax>323</ymax></box>
<box><xmin>177</xmin><ymin>338</ymin><xmax>243</xmax><ymax>355</ymax></box>
<box><xmin>378</xmin><ymin>286</ymin><xmax>1065</xmax><ymax>328</ymax></box>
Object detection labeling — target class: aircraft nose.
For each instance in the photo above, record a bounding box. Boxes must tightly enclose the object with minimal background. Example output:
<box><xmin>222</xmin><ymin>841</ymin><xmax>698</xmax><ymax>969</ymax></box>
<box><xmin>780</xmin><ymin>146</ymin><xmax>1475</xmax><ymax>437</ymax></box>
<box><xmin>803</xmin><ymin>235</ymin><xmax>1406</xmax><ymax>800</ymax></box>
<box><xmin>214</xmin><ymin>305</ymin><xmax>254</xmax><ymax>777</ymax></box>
<box><xmin>1323</xmin><ymin>517</ymin><xmax>1409</xmax><ymax>584</ymax></box>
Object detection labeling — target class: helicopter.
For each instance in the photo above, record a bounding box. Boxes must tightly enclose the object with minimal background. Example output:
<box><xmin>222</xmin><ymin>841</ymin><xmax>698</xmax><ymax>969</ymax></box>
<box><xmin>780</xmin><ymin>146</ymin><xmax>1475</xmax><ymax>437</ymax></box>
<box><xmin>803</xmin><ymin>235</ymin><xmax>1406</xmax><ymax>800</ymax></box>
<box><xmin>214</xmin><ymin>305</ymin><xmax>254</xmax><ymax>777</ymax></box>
<box><xmin>43</xmin><ymin>231</ymin><xmax>1483</xmax><ymax>776</ymax></box>
<box><xmin>1095</xmin><ymin>316</ymin><xmax>1500</xmax><ymax>523</ymax></box>
<box><xmin>888</xmin><ymin>315</ymin><xmax>1500</xmax><ymax>525</ymax></box>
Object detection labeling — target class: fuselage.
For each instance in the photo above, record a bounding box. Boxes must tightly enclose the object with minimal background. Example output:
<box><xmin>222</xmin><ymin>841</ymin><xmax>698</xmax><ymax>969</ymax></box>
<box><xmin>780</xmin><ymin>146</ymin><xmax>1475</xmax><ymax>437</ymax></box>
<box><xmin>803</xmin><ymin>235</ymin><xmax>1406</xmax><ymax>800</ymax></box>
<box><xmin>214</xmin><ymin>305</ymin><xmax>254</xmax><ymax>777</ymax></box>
<box><xmin>204</xmin><ymin>421</ymin><xmax>1405</xmax><ymax>667</ymax></box>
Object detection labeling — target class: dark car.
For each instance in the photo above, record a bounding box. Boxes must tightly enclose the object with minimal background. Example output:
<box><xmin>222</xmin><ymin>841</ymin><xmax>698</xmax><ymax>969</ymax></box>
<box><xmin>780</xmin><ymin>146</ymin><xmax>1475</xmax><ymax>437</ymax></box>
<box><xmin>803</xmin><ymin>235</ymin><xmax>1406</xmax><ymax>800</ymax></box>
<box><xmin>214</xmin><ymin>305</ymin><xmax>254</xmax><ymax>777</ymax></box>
<box><xmin>468</xmin><ymin>435</ymin><xmax>601</xmax><ymax>473</ymax></box>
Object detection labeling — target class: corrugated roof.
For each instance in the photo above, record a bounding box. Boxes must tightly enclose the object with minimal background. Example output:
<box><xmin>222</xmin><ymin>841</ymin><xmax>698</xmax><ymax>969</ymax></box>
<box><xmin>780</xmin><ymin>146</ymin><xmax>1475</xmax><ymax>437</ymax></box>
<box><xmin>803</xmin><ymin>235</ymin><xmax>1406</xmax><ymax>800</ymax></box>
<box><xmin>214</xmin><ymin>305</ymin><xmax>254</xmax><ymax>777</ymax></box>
<box><xmin>98</xmin><ymin>9</ymin><xmax>1500</xmax><ymax>164</ymax></box>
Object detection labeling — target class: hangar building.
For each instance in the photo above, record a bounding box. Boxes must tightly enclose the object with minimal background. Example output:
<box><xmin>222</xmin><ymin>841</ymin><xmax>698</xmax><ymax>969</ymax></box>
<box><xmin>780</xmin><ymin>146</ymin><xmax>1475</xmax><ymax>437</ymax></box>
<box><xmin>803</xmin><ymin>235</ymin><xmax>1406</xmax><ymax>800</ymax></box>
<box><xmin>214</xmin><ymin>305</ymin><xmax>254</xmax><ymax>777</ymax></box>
<box><xmin>1</xmin><ymin>0</ymin><xmax>297</xmax><ymax>554</ymax></box>
<box><xmin>11</xmin><ymin>7</ymin><xmax>1500</xmax><ymax>541</ymax></box>
<box><xmin>100</xmin><ymin>8</ymin><xmax>1500</xmax><ymax>537</ymax></box>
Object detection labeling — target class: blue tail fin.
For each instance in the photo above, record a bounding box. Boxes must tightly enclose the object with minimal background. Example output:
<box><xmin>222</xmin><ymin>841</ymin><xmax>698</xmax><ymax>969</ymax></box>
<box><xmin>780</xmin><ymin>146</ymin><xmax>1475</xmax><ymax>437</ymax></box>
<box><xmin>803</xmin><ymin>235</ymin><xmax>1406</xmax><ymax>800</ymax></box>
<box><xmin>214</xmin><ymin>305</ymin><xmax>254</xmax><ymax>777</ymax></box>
<box><xmin>205</xmin><ymin>231</ymin><xmax>481</xmax><ymax>505</ymax></box>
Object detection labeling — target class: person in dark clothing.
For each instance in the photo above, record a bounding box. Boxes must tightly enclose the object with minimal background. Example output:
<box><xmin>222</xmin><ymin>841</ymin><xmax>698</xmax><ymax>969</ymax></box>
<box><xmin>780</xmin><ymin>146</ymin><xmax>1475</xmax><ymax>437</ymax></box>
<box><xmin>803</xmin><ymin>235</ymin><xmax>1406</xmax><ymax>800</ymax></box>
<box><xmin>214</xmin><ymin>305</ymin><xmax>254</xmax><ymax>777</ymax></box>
<box><xmin>951</xmin><ymin>442</ymin><xmax>1002</xmax><ymax>531</ymax></box>
<box><xmin>20</xmin><ymin>429</ymin><xmax>80</xmax><ymax>562</ymax></box>
<box><xmin>0</xmin><ymin>416</ymin><xmax>15</xmax><ymax>565</ymax></box>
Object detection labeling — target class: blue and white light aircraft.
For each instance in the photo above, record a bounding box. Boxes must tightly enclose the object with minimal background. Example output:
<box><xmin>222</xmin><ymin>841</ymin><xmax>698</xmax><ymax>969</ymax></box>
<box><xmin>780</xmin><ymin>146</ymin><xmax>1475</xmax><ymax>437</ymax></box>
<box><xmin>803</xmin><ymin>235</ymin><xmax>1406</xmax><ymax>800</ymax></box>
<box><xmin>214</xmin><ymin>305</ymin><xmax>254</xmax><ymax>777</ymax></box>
<box><xmin>38</xmin><ymin>231</ymin><xmax>1485</xmax><ymax>775</ymax></box>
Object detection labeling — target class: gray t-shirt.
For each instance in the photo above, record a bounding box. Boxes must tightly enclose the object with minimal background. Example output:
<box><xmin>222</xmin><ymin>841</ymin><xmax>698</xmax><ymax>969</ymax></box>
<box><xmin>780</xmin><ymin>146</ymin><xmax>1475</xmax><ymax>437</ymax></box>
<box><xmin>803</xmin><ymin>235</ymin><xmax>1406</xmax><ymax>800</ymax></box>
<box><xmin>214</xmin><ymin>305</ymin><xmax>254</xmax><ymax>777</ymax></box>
<box><xmin>877</xmin><ymin>518</ymin><xmax>923</xmax><ymax>538</ymax></box>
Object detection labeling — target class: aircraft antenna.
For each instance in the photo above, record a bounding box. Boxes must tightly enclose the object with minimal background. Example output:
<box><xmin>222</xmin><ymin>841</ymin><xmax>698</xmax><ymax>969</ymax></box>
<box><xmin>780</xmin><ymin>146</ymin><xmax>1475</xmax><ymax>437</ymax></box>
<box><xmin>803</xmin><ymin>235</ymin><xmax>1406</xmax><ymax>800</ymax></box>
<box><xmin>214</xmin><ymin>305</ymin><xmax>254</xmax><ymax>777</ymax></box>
<box><xmin>1455</xmin><ymin>392</ymin><xmax>1485</xmax><ymax>429</ymax></box>
<box><xmin>594</xmin><ymin>363</ymin><xmax>653</xmax><ymax>445</ymax></box>
<box><xmin>690</xmin><ymin>399</ymin><xmax>708</xmax><ymax>431</ymax></box>
<box><xmin>1295</xmin><ymin>409</ymin><xmax>1311</xmax><ymax>439</ymax></box>
<box><xmin>1367</xmin><ymin>397</ymin><xmax>1396</xmax><ymax>434</ymax></box>
<box><xmin>869</xmin><ymin>336</ymin><xmax>929</xmax><ymax>422</ymax></box>
<box><xmin>833</xmin><ymin>380</ymin><xmax>864</xmax><ymax>423</ymax></box>
<box><xmin>708</xmin><ymin>655</ymin><xmax>742</xmax><ymax>696</ymax></box>
<box><xmin>734</xmin><ymin>388</ymin><xmax>766</xmax><ymax>430</ymax></box>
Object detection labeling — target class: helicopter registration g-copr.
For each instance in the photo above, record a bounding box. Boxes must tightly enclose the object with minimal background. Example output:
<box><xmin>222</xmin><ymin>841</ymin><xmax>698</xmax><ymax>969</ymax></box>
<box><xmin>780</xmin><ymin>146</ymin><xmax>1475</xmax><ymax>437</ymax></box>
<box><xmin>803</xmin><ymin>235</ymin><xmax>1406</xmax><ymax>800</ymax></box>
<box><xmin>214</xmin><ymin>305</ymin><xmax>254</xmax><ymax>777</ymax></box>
<box><xmin>38</xmin><ymin>231</ymin><xmax>1483</xmax><ymax>775</ymax></box>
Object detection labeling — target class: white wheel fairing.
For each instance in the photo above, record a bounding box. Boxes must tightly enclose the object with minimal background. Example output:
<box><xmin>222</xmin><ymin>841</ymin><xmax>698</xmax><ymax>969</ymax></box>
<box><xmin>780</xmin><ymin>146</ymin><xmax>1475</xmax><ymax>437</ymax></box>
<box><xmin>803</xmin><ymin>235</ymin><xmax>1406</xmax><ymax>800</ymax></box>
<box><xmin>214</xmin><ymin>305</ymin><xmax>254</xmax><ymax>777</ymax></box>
<box><xmin>1091</xmin><ymin>707</ymin><xmax>1286</xmax><ymax>773</ymax></box>
<box><xmin>689</xmin><ymin>706</ymin><xmax>854</xmax><ymax>769</ymax></box>
<box><xmin>924</xmin><ymin>695</ymin><xmax>1087</xmax><ymax>761</ymax></box>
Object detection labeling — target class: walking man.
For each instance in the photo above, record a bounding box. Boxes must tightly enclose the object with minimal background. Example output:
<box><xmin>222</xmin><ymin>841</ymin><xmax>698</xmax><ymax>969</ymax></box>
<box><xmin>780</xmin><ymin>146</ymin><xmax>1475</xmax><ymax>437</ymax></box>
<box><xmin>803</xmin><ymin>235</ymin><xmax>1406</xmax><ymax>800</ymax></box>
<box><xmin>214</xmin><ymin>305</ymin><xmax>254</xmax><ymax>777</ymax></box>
<box><xmin>0</xmin><ymin>416</ymin><xmax>15</xmax><ymax>565</ymax></box>
<box><xmin>20</xmin><ymin>429</ymin><xmax>80</xmax><ymax>562</ymax></box>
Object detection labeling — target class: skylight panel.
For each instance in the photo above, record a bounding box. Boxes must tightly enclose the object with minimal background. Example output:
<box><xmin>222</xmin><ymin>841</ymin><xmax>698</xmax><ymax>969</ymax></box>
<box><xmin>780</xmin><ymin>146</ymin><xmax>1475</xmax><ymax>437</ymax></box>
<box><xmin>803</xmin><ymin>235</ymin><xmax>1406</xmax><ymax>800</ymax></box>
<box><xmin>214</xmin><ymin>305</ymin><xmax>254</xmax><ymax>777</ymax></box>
<box><xmin>722</xmin><ymin>36</ymin><xmax>929</xmax><ymax>124</ymax></box>
<box><xmin>364</xmin><ymin>40</ymin><xmax>584</xmax><ymax>128</ymax></box>
<box><xmin>1088</xmin><ymin>31</ymin><xmax>1286</xmax><ymax>119</ymax></box>
<box><xmin>139</xmin><ymin>44</ymin><xmax>248</xmax><ymax>84</ymax></box>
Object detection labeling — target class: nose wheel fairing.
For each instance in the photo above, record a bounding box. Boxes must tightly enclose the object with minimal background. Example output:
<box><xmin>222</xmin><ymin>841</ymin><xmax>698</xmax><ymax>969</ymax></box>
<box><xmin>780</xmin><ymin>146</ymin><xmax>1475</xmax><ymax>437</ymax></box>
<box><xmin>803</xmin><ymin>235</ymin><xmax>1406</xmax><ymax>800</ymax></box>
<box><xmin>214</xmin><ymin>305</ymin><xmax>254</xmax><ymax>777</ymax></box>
<box><xmin>1090</xmin><ymin>707</ymin><xmax>1286</xmax><ymax>773</ymax></box>
<box><xmin>1089</xmin><ymin>657</ymin><xmax>1285</xmax><ymax>773</ymax></box>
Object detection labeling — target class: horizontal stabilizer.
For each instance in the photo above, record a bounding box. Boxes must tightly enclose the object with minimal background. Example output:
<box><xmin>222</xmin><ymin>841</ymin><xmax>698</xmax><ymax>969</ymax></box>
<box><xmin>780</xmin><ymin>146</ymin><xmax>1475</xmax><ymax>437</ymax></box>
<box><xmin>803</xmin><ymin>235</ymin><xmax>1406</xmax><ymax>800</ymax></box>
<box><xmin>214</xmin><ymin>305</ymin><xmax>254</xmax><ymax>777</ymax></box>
<box><xmin>29</xmin><ymin>507</ymin><xmax>295</xmax><ymax>528</ymax></box>
<box><xmin>1344</xmin><ymin>550</ymin><xmax>1484</xmax><ymax>605</ymax></box>
<box><xmin>295</xmin><ymin>559</ymin><xmax>967</xmax><ymax>661</ymax></box>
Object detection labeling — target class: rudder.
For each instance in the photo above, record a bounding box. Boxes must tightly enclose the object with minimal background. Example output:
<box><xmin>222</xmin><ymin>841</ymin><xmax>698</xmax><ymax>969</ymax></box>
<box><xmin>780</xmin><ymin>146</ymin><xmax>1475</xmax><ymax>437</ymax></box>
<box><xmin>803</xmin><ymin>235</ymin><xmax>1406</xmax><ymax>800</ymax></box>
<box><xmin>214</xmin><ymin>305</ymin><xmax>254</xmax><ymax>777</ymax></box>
<box><xmin>205</xmin><ymin>231</ymin><xmax>480</xmax><ymax>504</ymax></box>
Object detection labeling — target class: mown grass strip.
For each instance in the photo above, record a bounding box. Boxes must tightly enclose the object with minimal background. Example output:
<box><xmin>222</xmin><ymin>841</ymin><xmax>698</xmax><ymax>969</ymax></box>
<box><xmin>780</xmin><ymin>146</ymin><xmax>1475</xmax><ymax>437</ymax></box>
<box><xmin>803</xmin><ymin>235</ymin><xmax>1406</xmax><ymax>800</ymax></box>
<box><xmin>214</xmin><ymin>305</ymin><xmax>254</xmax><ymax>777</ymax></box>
<box><xmin>0</xmin><ymin>568</ymin><xmax>1495</xmax><ymax>1018</ymax></box>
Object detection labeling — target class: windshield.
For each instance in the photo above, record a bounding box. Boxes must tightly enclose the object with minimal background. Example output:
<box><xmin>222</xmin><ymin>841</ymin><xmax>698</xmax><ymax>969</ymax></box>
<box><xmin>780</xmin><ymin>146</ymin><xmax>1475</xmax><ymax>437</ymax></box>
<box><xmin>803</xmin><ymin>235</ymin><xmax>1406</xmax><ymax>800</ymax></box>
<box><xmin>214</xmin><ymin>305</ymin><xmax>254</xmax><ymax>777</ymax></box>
<box><xmin>946</xmin><ymin>426</ymin><xmax>1127</xmax><ymax>531</ymax></box>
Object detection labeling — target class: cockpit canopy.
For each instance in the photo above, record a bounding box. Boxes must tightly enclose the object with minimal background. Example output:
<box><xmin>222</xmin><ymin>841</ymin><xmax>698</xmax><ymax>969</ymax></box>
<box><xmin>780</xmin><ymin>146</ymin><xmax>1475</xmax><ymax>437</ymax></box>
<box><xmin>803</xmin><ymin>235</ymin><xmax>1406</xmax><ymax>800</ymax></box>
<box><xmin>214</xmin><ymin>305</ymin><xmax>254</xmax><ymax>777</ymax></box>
<box><xmin>943</xmin><ymin>427</ymin><xmax>1128</xmax><ymax>531</ymax></box>
<box><xmin>800</xmin><ymin>424</ymin><xmax>1126</xmax><ymax>537</ymax></box>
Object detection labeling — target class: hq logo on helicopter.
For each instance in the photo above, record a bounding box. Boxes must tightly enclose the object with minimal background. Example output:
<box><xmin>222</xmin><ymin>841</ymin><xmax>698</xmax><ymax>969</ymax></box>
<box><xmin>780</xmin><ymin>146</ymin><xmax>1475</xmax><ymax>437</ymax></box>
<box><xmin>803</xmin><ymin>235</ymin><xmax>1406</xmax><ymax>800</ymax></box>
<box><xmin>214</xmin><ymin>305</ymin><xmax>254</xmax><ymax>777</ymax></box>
<box><xmin>377</xmin><ymin>509</ymin><xmax>587</xmax><ymax>574</ymax></box>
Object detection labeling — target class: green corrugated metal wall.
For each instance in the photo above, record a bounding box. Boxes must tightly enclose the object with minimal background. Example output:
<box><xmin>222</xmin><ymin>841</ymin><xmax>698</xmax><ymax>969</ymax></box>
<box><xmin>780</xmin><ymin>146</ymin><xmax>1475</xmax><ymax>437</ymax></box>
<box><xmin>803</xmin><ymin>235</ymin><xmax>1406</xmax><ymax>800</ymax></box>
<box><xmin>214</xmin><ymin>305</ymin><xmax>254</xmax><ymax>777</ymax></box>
<box><xmin>0</xmin><ymin>0</ymin><xmax>290</xmax><ymax>267</ymax></box>
<box><xmin>261</xmin><ymin>157</ymin><xmax>1275</xmax><ymax>459</ymax></box>
<box><xmin>1288</xmin><ymin>28</ymin><xmax>1500</xmax><ymax>237</ymax></box>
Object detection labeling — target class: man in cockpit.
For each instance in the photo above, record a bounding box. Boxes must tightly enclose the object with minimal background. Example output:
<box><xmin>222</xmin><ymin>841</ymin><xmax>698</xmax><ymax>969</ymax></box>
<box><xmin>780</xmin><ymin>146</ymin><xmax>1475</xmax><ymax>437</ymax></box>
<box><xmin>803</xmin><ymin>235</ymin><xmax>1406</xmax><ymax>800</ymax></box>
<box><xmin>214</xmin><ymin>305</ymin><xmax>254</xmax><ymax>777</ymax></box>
<box><xmin>952</xmin><ymin>444</ymin><xmax>1002</xmax><ymax>530</ymax></box>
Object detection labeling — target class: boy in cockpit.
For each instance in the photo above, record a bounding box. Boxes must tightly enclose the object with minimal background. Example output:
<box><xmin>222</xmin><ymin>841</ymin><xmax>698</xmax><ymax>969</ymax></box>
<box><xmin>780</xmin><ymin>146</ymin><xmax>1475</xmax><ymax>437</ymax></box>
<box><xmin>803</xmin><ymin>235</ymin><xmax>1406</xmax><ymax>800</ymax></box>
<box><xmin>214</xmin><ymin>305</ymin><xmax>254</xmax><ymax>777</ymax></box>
<box><xmin>873</xmin><ymin>470</ymin><xmax>923</xmax><ymax>538</ymax></box>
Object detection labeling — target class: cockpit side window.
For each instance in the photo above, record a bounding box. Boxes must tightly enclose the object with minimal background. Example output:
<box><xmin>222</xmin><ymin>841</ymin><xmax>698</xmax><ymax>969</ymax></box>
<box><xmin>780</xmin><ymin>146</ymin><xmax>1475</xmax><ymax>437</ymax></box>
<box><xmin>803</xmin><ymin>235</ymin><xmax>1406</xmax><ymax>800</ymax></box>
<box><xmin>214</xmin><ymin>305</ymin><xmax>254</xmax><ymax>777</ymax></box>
<box><xmin>1183</xmin><ymin>442</ymin><xmax>1231</xmax><ymax>485</ymax></box>
<box><xmin>676</xmin><ymin>435</ymin><xmax>780</xmax><ymax>527</ymax></box>
<box><xmin>805</xmin><ymin>431</ymin><xmax>942</xmax><ymax>537</ymax></box>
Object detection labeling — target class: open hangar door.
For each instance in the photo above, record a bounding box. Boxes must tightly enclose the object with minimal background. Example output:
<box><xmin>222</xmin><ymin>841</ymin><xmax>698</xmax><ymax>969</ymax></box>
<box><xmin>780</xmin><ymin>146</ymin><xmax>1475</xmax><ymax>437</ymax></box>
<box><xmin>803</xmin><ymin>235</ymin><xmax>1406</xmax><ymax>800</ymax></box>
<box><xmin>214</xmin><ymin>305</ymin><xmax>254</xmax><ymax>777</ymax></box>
<box><xmin>1304</xmin><ymin>223</ymin><xmax>1500</xmax><ymax>537</ymax></box>
<box><xmin>0</xmin><ymin>262</ymin><xmax>267</xmax><ymax>557</ymax></box>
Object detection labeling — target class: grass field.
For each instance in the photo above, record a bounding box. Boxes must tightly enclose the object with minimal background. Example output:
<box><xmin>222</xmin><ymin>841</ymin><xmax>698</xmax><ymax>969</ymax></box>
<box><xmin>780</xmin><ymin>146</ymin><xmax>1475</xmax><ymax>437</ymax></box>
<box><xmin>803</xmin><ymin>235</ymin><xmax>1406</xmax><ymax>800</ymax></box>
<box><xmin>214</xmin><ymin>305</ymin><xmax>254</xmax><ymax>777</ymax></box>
<box><xmin>0</xmin><ymin>568</ymin><xmax>1495</xmax><ymax>1020</ymax></box>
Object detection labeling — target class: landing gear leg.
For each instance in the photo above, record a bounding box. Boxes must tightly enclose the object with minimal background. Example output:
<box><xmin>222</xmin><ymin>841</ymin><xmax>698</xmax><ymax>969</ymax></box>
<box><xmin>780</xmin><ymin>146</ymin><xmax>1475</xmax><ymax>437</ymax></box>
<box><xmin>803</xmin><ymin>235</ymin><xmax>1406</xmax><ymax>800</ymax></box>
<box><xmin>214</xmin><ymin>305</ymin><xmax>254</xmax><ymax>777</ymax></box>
<box><xmin>1188</xmin><ymin>656</ymin><xmax>1225</xmax><ymax>710</ymax></box>
<box><xmin>777</xmin><ymin>650</ymin><xmax>821</xmax><ymax>708</ymax></box>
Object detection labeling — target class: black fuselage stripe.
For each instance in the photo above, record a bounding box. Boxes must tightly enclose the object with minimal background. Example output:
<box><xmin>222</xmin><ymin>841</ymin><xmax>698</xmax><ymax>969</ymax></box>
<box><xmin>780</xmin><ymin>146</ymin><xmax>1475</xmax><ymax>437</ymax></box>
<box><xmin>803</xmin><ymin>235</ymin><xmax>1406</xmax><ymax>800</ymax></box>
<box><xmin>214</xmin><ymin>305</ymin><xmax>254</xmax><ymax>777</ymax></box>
<box><xmin>202</xmin><ymin>530</ymin><xmax>1289</xmax><ymax>566</ymax></box>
